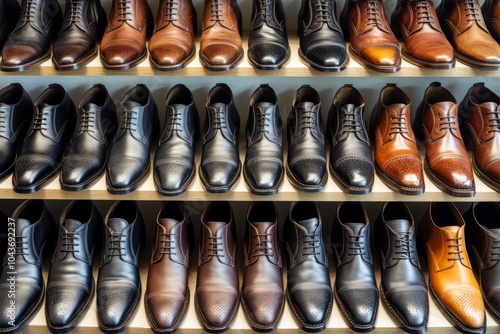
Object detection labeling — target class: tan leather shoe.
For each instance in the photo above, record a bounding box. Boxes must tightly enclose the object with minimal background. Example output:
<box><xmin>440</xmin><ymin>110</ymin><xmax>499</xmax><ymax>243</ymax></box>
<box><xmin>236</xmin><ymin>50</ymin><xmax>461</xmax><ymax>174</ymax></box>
<box><xmin>414</xmin><ymin>82</ymin><xmax>475</xmax><ymax>197</ymax></box>
<box><xmin>199</xmin><ymin>0</ymin><xmax>243</xmax><ymax>71</ymax></box>
<box><xmin>420</xmin><ymin>202</ymin><xmax>486</xmax><ymax>334</ymax></box>
<box><xmin>148</xmin><ymin>0</ymin><xmax>196</xmax><ymax>70</ymax></box>
<box><xmin>391</xmin><ymin>0</ymin><xmax>455</xmax><ymax>69</ymax></box>
<box><xmin>100</xmin><ymin>0</ymin><xmax>153</xmax><ymax>70</ymax></box>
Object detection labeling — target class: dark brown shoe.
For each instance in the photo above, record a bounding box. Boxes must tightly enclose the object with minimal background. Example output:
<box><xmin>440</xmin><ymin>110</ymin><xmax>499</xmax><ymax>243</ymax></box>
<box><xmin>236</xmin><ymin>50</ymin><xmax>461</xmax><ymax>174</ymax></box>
<box><xmin>195</xmin><ymin>201</ymin><xmax>239</xmax><ymax>332</ymax></box>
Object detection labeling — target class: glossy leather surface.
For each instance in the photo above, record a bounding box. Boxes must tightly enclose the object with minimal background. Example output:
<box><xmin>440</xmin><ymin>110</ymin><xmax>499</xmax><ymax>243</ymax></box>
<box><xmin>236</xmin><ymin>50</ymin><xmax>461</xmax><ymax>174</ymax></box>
<box><xmin>97</xmin><ymin>201</ymin><xmax>145</xmax><ymax>333</ymax></box>
<box><xmin>370</xmin><ymin>83</ymin><xmax>424</xmax><ymax>195</ymax></box>
<box><xmin>298</xmin><ymin>0</ymin><xmax>348</xmax><ymax>71</ymax></box>
<box><xmin>149</xmin><ymin>0</ymin><xmax>197</xmax><ymax>70</ymax></box>
<box><xmin>154</xmin><ymin>84</ymin><xmax>199</xmax><ymax>196</ymax></box>
<box><xmin>242</xmin><ymin>202</ymin><xmax>284</xmax><ymax>331</ymax></box>
<box><xmin>391</xmin><ymin>0</ymin><xmax>455</xmax><ymax>69</ymax></box>
<box><xmin>0</xmin><ymin>200</ymin><xmax>54</xmax><ymax>333</ymax></box>
<box><xmin>376</xmin><ymin>202</ymin><xmax>428</xmax><ymax>333</ymax></box>
<box><xmin>200</xmin><ymin>83</ymin><xmax>241</xmax><ymax>193</ymax></box>
<box><xmin>0</xmin><ymin>211</ymin><xmax>6</xmax><ymax>260</ymax></box>
<box><xmin>1</xmin><ymin>0</ymin><xmax>62</xmax><ymax>71</ymax></box>
<box><xmin>459</xmin><ymin>83</ymin><xmax>500</xmax><ymax>192</ymax></box>
<box><xmin>415</xmin><ymin>82</ymin><xmax>475</xmax><ymax>197</ymax></box>
<box><xmin>248</xmin><ymin>0</ymin><xmax>290</xmax><ymax>70</ymax></box>
<box><xmin>13</xmin><ymin>84</ymin><xmax>77</xmax><ymax>194</ymax></box>
<box><xmin>0</xmin><ymin>83</ymin><xmax>33</xmax><ymax>182</ymax></box>
<box><xmin>46</xmin><ymin>201</ymin><xmax>101</xmax><ymax>332</ymax></box>
<box><xmin>332</xmin><ymin>202</ymin><xmax>378</xmax><ymax>331</ymax></box>
<box><xmin>420</xmin><ymin>203</ymin><xmax>485</xmax><ymax>334</ymax></box>
<box><xmin>0</xmin><ymin>0</ymin><xmax>20</xmax><ymax>49</ymax></box>
<box><xmin>244</xmin><ymin>84</ymin><xmax>283</xmax><ymax>195</ymax></box>
<box><xmin>145</xmin><ymin>201</ymin><xmax>193</xmax><ymax>333</ymax></box>
<box><xmin>195</xmin><ymin>201</ymin><xmax>239</xmax><ymax>332</ymax></box>
<box><xmin>287</xmin><ymin>85</ymin><xmax>327</xmax><ymax>192</ymax></box>
<box><xmin>483</xmin><ymin>0</ymin><xmax>500</xmax><ymax>44</ymax></box>
<box><xmin>284</xmin><ymin>201</ymin><xmax>332</xmax><ymax>332</ymax></box>
<box><xmin>327</xmin><ymin>84</ymin><xmax>374</xmax><ymax>194</ymax></box>
<box><xmin>61</xmin><ymin>84</ymin><xmax>117</xmax><ymax>191</ymax></box>
<box><xmin>106</xmin><ymin>84</ymin><xmax>159</xmax><ymax>194</ymax></box>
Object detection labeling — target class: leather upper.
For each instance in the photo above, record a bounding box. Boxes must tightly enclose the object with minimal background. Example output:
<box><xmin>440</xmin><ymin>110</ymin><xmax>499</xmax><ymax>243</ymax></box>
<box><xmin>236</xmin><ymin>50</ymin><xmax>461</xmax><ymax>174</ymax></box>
<box><xmin>483</xmin><ymin>0</ymin><xmax>500</xmax><ymax>43</ymax></box>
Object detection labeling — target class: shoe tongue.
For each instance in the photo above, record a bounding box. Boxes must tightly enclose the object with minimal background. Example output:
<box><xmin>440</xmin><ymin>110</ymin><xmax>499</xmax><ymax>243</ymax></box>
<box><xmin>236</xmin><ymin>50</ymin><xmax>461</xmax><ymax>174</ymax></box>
<box><xmin>63</xmin><ymin>219</ymin><xmax>82</xmax><ymax>232</ymax></box>
<box><xmin>387</xmin><ymin>219</ymin><xmax>410</xmax><ymax>232</ymax></box>
<box><xmin>480</xmin><ymin>102</ymin><xmax>499</xmax><ymax>110</ymax></box>
<box><xmin>15</xmin><ymin>219</ymin><xmax>31</xmax><ymax>235</ymax></box>
<box><xmin>442</xmin><ymin>226</ymin><xmax>460</xmax><ymax>236</ymax></box>
<box><xmin>82</xmin><ymin>103</ymin><xmax>98</xmax><ymax>112</ymax></box>
<box><xmin>298</xmin><ymin>218</ymin><xmax>319</xmax><ymax>233</ymax></box>
<box><xmin>345</xmin><ymin>222</ymin><xmax>365</xmax><ymax>235</ymax></box>
<box><xmin>107</xmin><ymin>218</ymin><xmax>129</xmax><ymax>233</ymax></box>
<box><xmin>211</xmin><ymin>103</ymin><xmax>226</xmax><ymax>110</ymax></box>
<box><xmin>252</xmin><ymin>221</ymin><xmax>273</xmax><ymax>234</ymax></box>
<box><xmin>342</xmin><ymin>104</ymin><xmax>356</xmax><ymax>113</ymax></box>
<box><xmin>171</xmin><ymin>104</ymin><xmax>186</xmax><ymax>110</ymax></box>
<box><xmin>489</xmin><ymin>228</ymin><xmax>500</xmax><ymax>239</ymax></box>
<box><xmin>297</xmin><ymin>102</ymin><xmax>315</xmax><ymax>110</ymax></box>
<box><xmin>122</xmin><ymin>101</ymin><xmax>141</xmax><ymax>110</ymax></box>
<box><xmin>159</xmin><ymin>218</ymin><xmax>180</xmax><ymax>232</ymax></box>
<box><xmin>435</xmin><ymin>101</ymin><xmax>455</xmax><ymax>114</ymax></box>
<box><xmin>255</xmin><ymin>102</ymin><xmax>273</xmax><ymax>111</ymax></box>
<box><xmin>206</xmin><ymin>221</ymin><xmax>227</xmax><ymax>234</ymax></box>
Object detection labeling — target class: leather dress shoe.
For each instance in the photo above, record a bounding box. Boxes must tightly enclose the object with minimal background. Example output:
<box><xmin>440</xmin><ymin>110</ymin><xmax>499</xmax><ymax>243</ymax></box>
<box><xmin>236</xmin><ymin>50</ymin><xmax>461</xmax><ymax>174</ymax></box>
<box><xmin>459</xmin><ymin>83</ymin><xmax>500</xmax><ymax>192</ymax></box>
<box><xmin>464</xmin><ymin>202</ymin><xmax>500</xmax><ymax>322</ymax></box>
<box><xmin>437</xmin><ymin>0</ymin><xmax>500</xmax><ymax>70</ymax></box>
<box><xmin>0</xmin><ymin>0</ymin><xmax>20</xmax><ymax>49</ymax></box>
<box><xmin>414</xmin><ymin>82</ymin><xmax>475</xmax><ymax>197</ymax></box>
<box><xmin>370</xmin><ymin>83</ymin><xmax>424</xmax><ymax>195</ymax></box>
<box><xmin>286</xmin><ymin>85</ymin><xmax>327</xmax><ymax>192</ymax></box>
<box><xmin>375</xmin><ymin>202</ymin><xmax>428</xmax><ymax>334</ymax></box>
<box><xmin>199</xmin><ymin>83</ymin><xmax>241</xmax><ymax>193</ymax></box>
<box><xmin>1</xmin><ymin>0</ymin><xmax>62</xmax><ymax>71</ymax></box>
<box><xmin>195</xmin><ymin>201</ymin><xmax>239</xmax><ymax>332</ymax></box>
<box><xmin>149</xmin><ymin>0</ymin><xmax>197</xmax><ymax>70</ymax></box>
<box><xmin>154</xmin><ymin>84</ymin><xmax>199</xmax><ymax>196</ymax></box>
<box><xmin>107</xmin><ymin>84</ymin><xmax>159</xmax><ymax>194</ymax></box>
<box><xmin>483</xmin><ymin>0</ymin><xmax>500</xmax><ymax>44</ymax></box>
<box><xmin>391</xmin><ymin>0</ymin><xmax>455</xmax><ymax>69</ymax></box>
<box><xmin>327</xmin><ymin>84</ymin><xmax>374</xmax><ymax>194</ymax></box>
<box><xmin>13</xmin><ymin>84</ymin><xmax>77</xmax><ymax>194</ymax></box>
<box><xmin>332</xmin><ymin>202</ymin><xmax>378</xmax><ymax>331</ymax></box>
<box><xmin>45</xmin><ymin>201</ymin><xmax>101</xmax><ymax>333</ymax></box>
<box><xmin>52</xmin><ymin>0</ymin><xmax>107</xmax><ymax>70</ymax></box>
<box><xmin>0</xmin><ymin>200</ymin><xmax>54</xmax><ymax>333</ymax></box>
<box><xmin>60</xmin><ymin>84</ymin><xmax>117</xmax><ymax>191</ymax></box>
<box><xmin>0</xmin><ymin>83</ymin><xmax>33</xmax><ymax>182</ymax></box>
<box><xmin>244</xmin><ymin>84</ymin><xmax>284</xmax><ymax>195</ymax></box>
<box><xmin>284</xmin><ymin>202</ymin><xmax>332</xmax><ymax>332</ymax></box>
<box><xmin>248</xmin><ymin>0</ymin><xmax>290</xmax><ymax>70</ymax></box>
<box><xmin>420</xmin><ymin>203</ymin><xmax>486</xmax><ymax>334</ymax></box>
<box><xmin>200</xmin><ymin>0</ymin><xmax>243</xmax><ymax>71</ymax></box>
<box><xmin>241</xmin><ymin>202</ymin><xmax>284</xmax><ymax>331</ymax></box>
<box><xmin>97</xmin><ymin>201</ymin><xmax>145</xmax><ymax>333</ymax></box>
<box><xmin>298</xmin><ymin>0</ymin><xmax>348</xmax><ymax>71</ymax></box>
<box><xmin>100</xmin><ymin>0</ymin><xmax>153</xmax><ymax>70</ymax></box>
<box><xmin>340</xmin><ymin>0</ymin><xmax>401</xmax><ymax>72</ymax></box>
<box><xmin>145</xmin><ymin>201</ymin><xmax>193</xmax><ymax>333</ymax></box>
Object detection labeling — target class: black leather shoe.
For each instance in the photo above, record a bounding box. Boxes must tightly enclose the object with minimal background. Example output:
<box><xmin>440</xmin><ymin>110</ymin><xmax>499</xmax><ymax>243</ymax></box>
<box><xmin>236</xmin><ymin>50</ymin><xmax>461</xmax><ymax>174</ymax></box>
<box><xmin>154</xmin><ymin>84</ymin><xmax>199</xmax><ymax>196</ymax></box>
<box><xmin>46</xmin><ymin>201</ymin><xmax>101</xmax><ymax>333</ymax></box>
<box><xmin>0</xmin><ymin>83</ymin><xmax>33</xmax><ymax>182</ymax></box>
<box><xmin>248</xmin><ymin>0</ymin><xmax>290</xmax><ymax>70</ymax></box>
<box><xmin>13</xmin><ymin>84</ymin><xmax>77</xmax><ymax>193</ymax></box>
<box><xmin>376</xmin><ymin>202</ymin><xmax>429</xmax><ymax>334</ymax></box>
<box><xmin>199</xmin><ymin>83</ymin><xmax>241</xmax><ymax>193</ymax></box>
<box><xmin>298</xmin><ymin>0</ymin><xmax>349</xmax><ymax>71</ymax></box>
<box><xmin>60</xmin><ymin>84</ymin><xmax>117</xmax><ymax>191</ymax></box>
<box><xmin>464</xmin><ymin>202</ymin><xmax>500</xmax><ymax>322</ymax></box>
<box><xmin>244</xmin><ymin>84</ymin><xmax>284</xmax><ymax>195</ymax></box>
<box><xmin>0</xmin><ymin>0</ymin><xmax>20</xmax><ymax>49</ymax></box>
<box><xmin>97</xmin><ymin>201</ymin><xmax>145</xmax><ymax>333</ymax></box>
<box><xmin>106</xmin><ymin>85</ymin><xmax>159</xmax><ymax>194</ymax></box>
<box><xmin>0</xmin><ymin>200</ymin><xmax>55</xmax><ymax>333</ymax></box>
<box><xmin>52</xmin><ymin>0</ymin><xmax>107</xmax><ymax>70</ymax></box>
<box><xmin>332</xmin><ymin>202</ymin><xmax>378</xmax><ymax>332</ymax></box>
<box><xmin>286</xmin><ymin>85</ymin><xmax>327</xmax><ymax>192</ymax></box>
<box><xmin>284</xmin><ymin>201</ymin><xmax>333</xmax><ymax>332</ymax></box>
<box><xmin>1</xmin><ymin>0</ymin><xmax>62</xmax><ymax>71</ymax></box>
<box><xmin>327</xmin><ymin>84</ymin><xmax>374</xmax><ymax>194</ymax></box>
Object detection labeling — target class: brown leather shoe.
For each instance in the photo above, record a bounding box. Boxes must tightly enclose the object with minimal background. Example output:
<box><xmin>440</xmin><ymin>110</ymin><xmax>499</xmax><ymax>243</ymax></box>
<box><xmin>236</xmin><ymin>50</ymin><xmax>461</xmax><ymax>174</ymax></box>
<box><xmin>100</xmin><ymin>0</ymin><xmax>153</xmax><ymax>70</ymax></box>
<box><xmin>340</xmin><ymin>0</ymin><xmax>401</xmax><ymax>72</ymax></box>
<box><xmin>241</xmin><ymin>202</ymin><xmax>285</xmax><ymax>331</ymax></box>
<box><xmin>483</xmin><ymin>0</ymin><xmax>500</xmax><ymax>44</ymax></box>
<box><xmin>391</xmin><ymin>0</ymin><xmax>455</xmax><ymax>69</ymax></box>
<box><xmin>419</xmin><ymin>202</ymin><xmax>486</xmax><ymax>334</ymax></box>
<box><xmin>370</xmin><ymin>83</ymin><xmax>424</xmax><ymax>195</ymax></box>
<box><xmin>195</xmin><ymin>201</ymin><xmax>239</xmax><ymax>331</ymax></box>
<box><xmin>414</xmin><ymin>82</ymin><xmax>475</xmax><ymax>197</ymax></box>
<box><xmin>459</xmin><ymin>83</ymin><xmax>500</xmax><ymax>192</ymax></box>
<box><xmin>437</xmin><ymin>0</ymin><xmax>500</xmax><ymax>70</ymax></box>
<box><xmin>199</xmin><ymin>0</ymin><xmax>243</xmax><ymax>71</ymax></box>
<box><xmin>145</xmin><ymin>202</ymin><xmax>192</xmax><ymax>333</ymax></box>
<box><xmin>148</xmin><ymin>0</ymin><xmax>196</xmax><ymax>70</ymax></box>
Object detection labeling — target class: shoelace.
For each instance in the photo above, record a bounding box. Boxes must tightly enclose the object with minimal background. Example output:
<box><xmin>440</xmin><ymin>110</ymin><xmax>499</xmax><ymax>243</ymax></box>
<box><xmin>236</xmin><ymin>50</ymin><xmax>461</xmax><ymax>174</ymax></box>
<box><xmin>212</xmin><ymin>109</ymin><xmax>227</xmax><ymax>130</ymax></box>
<box><xmin>164</xmin><ymin>0</ymin><xmax>178</xmax><ymax>22</ymax></box>
<box><xmin>491</xmin><ymin>240</ymin><xmax>500</xmax><ymax>261</ymax></box>
<box><xmin>0</xmin><ymin>108</ymin><xmax>5</xmax><ymax>134</ymax></box>
<box><xmin>253</xmin><ymin>233</ymin><xmax>273</xmax><ymax>257</ymax></box>
<box><xmin>108</xmin><ymin>234</ymin><xmax>126</xmax><ymax>256</ymax></box>
<box><xmin>61</xmin><ymin>231</ymin><xmax>80</xmax><ymax>254</ymax></box>
<box><xmin>21</xmin><ymin>0</ymin><xmax>37</xmax><ymax>23</ymax></box>
<box><xmin>256</xmin><ymin>110</ymin><xmax>271</xmax><ymax>135</ymax></box>
<box><xmin>30</xmin><ymin>109</ymin><xmax>48</xmax><ymax>131</ymax></box>
<box><xmin>392</xmin><ymin>231</ymin><xmax>414</xmax><ymax>260</ymax></box>
<box><xmin>79</xmin><ymin>109</ymin><xmax>96</xmax><ymax>134</ymax></box>
<box><xmin>67</xmin><ymin>0</ymin><xmax>83</xmax><ymax>24</ymax></box>
<box><xmin>365</xmin><ymin>0</ymin><xmax>382</xmax><ymax>27</ymax></box>
<box><xmin>347</xmin><ymin>234</ymin><xmax>365</xmax><ymax>256</ymax></box>
<box><xmin>439</xmin><ymin>115</ymin><xmax>457</xmax><ymax>131</ymax></box>
<box><xmin>487</xmin><ymin>111</ymin><xmax>500</xmax><ymax>133</ymax></box>
<box><xmin>121</xmin><ymin>109</ymin><xmax>137</xmax><ymax>131</ymax></box>
<box><xmin>210</xmin><ymin>0</ymin><xmax>224</xmax><ymax>23</ymax></box>
<box><xmin>15</xmin><ymin>236</ymin><xmax>28</xmax><ymax>256</ymax></box>
<box><xmin>256</xmin><ymin>0</ymin><xmax>269</xmax><ymax>22</ymax></box>
<box><xmin>389</xmin><ymin>114</ymin><xmax>409</xmax><ymax>136</ymax></box>
<box><xmin>463</xmin><ymin>0</ymin><xmax>481</xmax><ymax>22</ymax></box>
<box><xmin>415</xmin><ymin>0</ymin><xmax>434</xmax><ymax>24</ymax></box>
<box><xmin>447</xmin><ymin>237</ymin><xmax>465</xmax><ymax>261</ymax></box>
<box><xmin>302</xmin><ymin>233</ymin><xmax>320</xmax><ymax>256</ymax></box>
<box><xmin>159</xmin><ymin>233</ymin><xmax>176</xmax><ymax>255</ymax></box>
<box><xmin>299</xmin><ymin>111</ymin><xmax>315</xmax><ymax>134</ymax></box>
<box><xmin>341</xmin><ymin>111</ymin><xmax>363</xmax><ymax>134</ymax></box>
<box><xmin>117</xmin><ymin>0</ymin><xmax>132</xmax><ymax>22</ymax></box>
<box><xmin>315</xmin><ymin>0</ymin><xmax>333</xmax><ymax>24</ymax></box>
<box><xmin>207</xmin><ymin>236</ymin><xmax>225</xmax><ymax>258</ymax></box>
<box><xmin>168</xmin><ymin>108</ymin><xmax>183</xmax><ymax>132</ymax></box>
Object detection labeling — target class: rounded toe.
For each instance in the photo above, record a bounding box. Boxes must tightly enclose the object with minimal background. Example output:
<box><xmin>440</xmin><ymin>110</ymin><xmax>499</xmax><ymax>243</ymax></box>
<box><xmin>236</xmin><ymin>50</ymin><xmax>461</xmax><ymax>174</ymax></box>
<box><xmin>305</xmin><ymin>44</ymin><xmax>347</xmax><ymax>67</ymax></box>
<box><xmin>290</xmin><ymin>158</ymin><xmax>326</xmax><ymax>186</ymax></box>
<box><xmin>361</xmin><ymin>45</ymin><xmax>400</xmax><ymax>66</ymax></box>
<box><xmin>146</xmin><ymin>293</ymin><xmax>187</xmax><ymax>330</ymax></box>
<box><xmin>46</xmin><ymin>286</ymin><xmax>89</xmax><ymax>328</ymax></box>
<box><xmin>155</xmin><ymin>162</ymin><xmax>192</xmax><ymax>192</ymax></box>
<box><xmin>243</xmin><ymin>290</ymin><xmax>284</xmax><ymax>328</ymax></box>
<box><xmin>196</xmin><ymin>289</ymin><xmax>239</xmax><ymax>329</ymax></box>
<box><xmin>201</xmin><ymin>161</ymin><xmax>238</xmax><ymax>188</ymax></box>
<box><xmin>430</xmin><ymin>158</ymin><xmax>474</xmax><ymax>189</ymax></box>
<box><xmin>338</xmin><ymin>288</ymin><xmax>378</xmax><ymax>327</ymax></box>
<box><xmin>150</xmin><ymin>44</ymin><xmax>190</xmax><ymax>66</ymax></box>
<box><xmin>441</xmin><ymin>289</ymin><xmax>485</xmax><ymax>330</ymax></box>
<box><xmin>249</xmin><ymin>43</ymin><xmax>288</xmax><ymax>66</ymax></box>
<box><xmin>289</xmin><ymin>285</ymin><xmax>332</xmax><ymax>327</ymax></box>
<box><xmin>101</xmin><ymin>45</ymin><xmax>142</xmax><ymax>65</ymax></box>
<box><xmin>2</xmin><ymin>45</ymin><xmax>38</xmax><ymax>66</ymax></box>
<box><xmin>245</xmin><ymin>160</ymin><xmax>282</xmax><ymax>190</ymax></box>
<box><xmin>201</xmin><ymin>44</ymin><xmax>241</xmax><ymax>65</ymax></box>
<box><xmin>61</xmin><ymin>156</ymin><xmax>101</xmax><ymax>185</ymax></box>
<box><xmin>53</xmin><ymin>45</ymin><xmax>89</xmax><ymax>65</ymax></box>
<box><xmin>97</xmin><ymin>285</ymin><xmax>138</xmax><ymax>330</ymax></box>
<box><xmin>106</xmin><ymin>158</ymin><xmax>146</xmax><ymax>190</ymax></box>
<box><xmin>0</xmin><ymin>283</ymin><xmax>42</xmax><ymax>328</ymax></box>
<box><xmin>386</xmin><ymin>290</ymin><xmax>428</xmax><ymax>329</ymax></box>
<box><xmin>335</xmin><ymin>157</ymin><xmax>374</xmax><ymax>188</ymax></box>
<box><xmin>14</xmin><ymin>157</ymin><xmax>54</xmax><ymax>187</ymax></box>
<box><xmin>384</xmin><ymin>156</ymin><xmax>423</xmax><ymax>189</ymax></box>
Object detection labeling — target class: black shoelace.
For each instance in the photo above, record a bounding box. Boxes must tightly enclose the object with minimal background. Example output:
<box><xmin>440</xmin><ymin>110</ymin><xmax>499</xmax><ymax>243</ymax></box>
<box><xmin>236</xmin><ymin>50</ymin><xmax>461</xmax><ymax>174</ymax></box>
<box><xmin>302</xmin><ymin>233</ymin><xmax>320</xmax><ymax>256</ymax></box>
<box><xmin>121</xmin><ymin>109</ymin><xmax>137</xmax><ymax>131</ymax></box>
<box><xmin>79</xmin><ymin>109</ymin><xmax>96</xmax><ymax>134</ymax></box>
<box><xmin>299</xmin><ymin>111</ymin><xmax>315</xmax><ymax>134</ymax></box>
<box><xmin>30</xmin><ymin>109</ymin><xmax>48</xmax><ymax>131</ymax></box>
<box><xmin>256</xmin><ymin>110</ymin><xmax>271</xmax><ymax>135</ymax></box>
<box><xmin>341</xmin><ymin>110</ymin><xmax>363</xmax><ymax>134</ymax></box>
<box><xmin>389</xmin><ymin>114</ymin><xmax>409</xmax><ymax>136</ymax></box>
<box><xmin>207</xmin><ymin>236</ymin><xmax>225</xmax><ymax>258</ymax></box>
<box><xmin>67</xmin><ymin>0</ymin><xmax>83</xmax><ymax>24</ymax></box>
<box><xmin>253</xmin><ymin>233</ymin><xmax>273</xmax><ymax>257</ymax></box>
<box><xmin>118</xmin><ymin>0</ymin><xmax>132</xmax><ymax>22</ymax></box>
<box><xmin>392</xmin><ymin>231</ymin><xmax>414</xmax><ymax>260</ymax></box>
<box><xmin>15</xmin><ymin>236</ymin><xmax>28</xmax><ymax>256</ymax></box>
<box><xmin>447</xmin><ymin>237</ymin><xmax>465</xmax><ymax>261</ymax></box>
<box><xmin>61</xmin><ymin>231</ymin><xmax>80</xmax><ymax>254</ymax></box>
<box><xmin>210</xmin><ymin>0</ymin><xmax>224</xmax><ymax>23</ymax></box>
<box><xmin>416</xmin><ymin>0</ymin><xmax>434</xmax><ymax>24</ymax></box>
<box><xmin>439</xmin><ymin>115</ymin><xmax>457</xmax><ymax>132</ymax></box>
<box><xmin>315</xmin><ymin>0</ymin><xmax>333</xmax><ymax>24</ymax></box>
<box><xmin>159</xmin><ymin>233</ymin><xmax>176</xmax><ymax>255</ymax></box>
<box><xmin>491</xmin><ymin>240</ymin><xmax>500</xmax><ymax>261</ymax></box>
<box><xmin>487</xmin><ymin>111</ymin><xmax>500</xmax><ymax>133</ymax></box>
<box><xmin>366</xmin><ymin>0</ymin><xmax>382</xmax><ymax>27</ymax></box>
<box><xmin>463</xmin><ymin>0</ymin><xmax>481</xmax><ymax>23</ymax></box>
<box><xmin>256</xmin><ymin>0</ymin><xmax>269</xmax><ymax>22</ymax></box>
<box><xmin>21</xmin><ymin>0</ymin><xmax>37</xmax><ymax>23</ymax></box>
<box><xmin>167</xmin><ymin>108</ymin><xmax>183</xmax><ymax>132</ymax></box>
<box><xmin>347</xmin><ymin>234</ymin><xmax>365</xmax><ymax>256</ymax></box>
<box><xmin>164</xmin><ymin>0</ymin><xmax>178</xmax><ymax>22</ymax></box>
<box><xmin>212</xmin><ymin>109</ymin><xmax>227</xmax><ymax>130</ymax></box>
<box><xmin>108</xmin><ymin>234</ymin><xmax>126</xmax><ymax>256</ymax></box>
